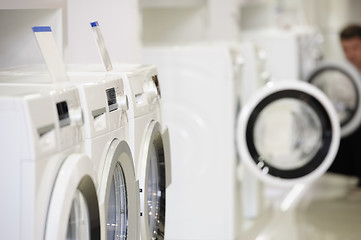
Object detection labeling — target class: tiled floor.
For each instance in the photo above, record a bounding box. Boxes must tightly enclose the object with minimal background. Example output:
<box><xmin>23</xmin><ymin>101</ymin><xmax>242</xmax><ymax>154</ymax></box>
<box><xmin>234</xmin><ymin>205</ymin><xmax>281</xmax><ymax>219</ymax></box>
<box><xmin>240</xmin><ymin>173</ymin><xmax>361</xmax><ymax>240</ymax></box>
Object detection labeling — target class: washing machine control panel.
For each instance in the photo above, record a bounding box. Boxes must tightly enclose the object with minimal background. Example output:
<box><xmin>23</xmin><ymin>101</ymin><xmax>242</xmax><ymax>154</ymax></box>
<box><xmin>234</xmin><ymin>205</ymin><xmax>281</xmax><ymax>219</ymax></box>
<box><xmin>56</xmin><ymin>101</ymin><xmax>70</xmax><ymax>127</ymax></box>
<box><xmin>152</xmin><ymin>75</ymin><xmax>161</xmax><ymax>97</ymax></box>
<box><xmin>106</xmin><ymin>87</ymin><xmax>118</xmax><ymax>112</ymax></box>
<box><xmin>119</xmin><ymin>95</ymin><xmax>129</xmax><ymax>111</ymax></box>
<box><xmin>55</xmin><ymin>87</ymin><xmax>84</xmax><ymax>148</ymax></box>
<box><xmin>69</xmin><ymin>108</ymin><xmax>83</xmax><ymax>126</ymax></box>
<box><xmin>143</xmin><ymin>79</ymin><xmax>158</xmax><ymax>101</ymax></box>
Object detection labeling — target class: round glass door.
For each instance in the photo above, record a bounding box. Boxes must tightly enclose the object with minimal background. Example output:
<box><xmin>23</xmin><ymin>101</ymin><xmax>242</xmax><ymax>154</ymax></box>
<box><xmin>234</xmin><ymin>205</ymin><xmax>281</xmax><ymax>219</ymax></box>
<box><xmin>45</xmin><ymin>154</ymin><xmax>100</xmax><ymax>240</ymax></box>
<box><xmin>147</xmin><ymin>141</ymin><xmax>162</xmax><ymax>238</ymax></box>
<box><xmin>306</xmin><ymin>61</ymin><xmax>361</xmax><ymax>137</ymax></box>
<box><xmin>67</xmin><ymin>189</ymin><xmax>91</xmax><ymax>239</ymax></box>
<box><xmin>140</xmin><ymin>122</ymin><xmax>166</xmax><ymax>240</ymax></box>
<box><xmin>238</xmin><ymin>81</ymin><xmax>340</xmax><ymax>186</ymax></box>
<box><xmin>107</xmin><ymin>163</ymin><xmax>128</xmax><ymax>240</ymax></box>
<box><xmin>98</xmin><ymin>139</ymin><xmax>139</xmax><ymax>240</ymax></box>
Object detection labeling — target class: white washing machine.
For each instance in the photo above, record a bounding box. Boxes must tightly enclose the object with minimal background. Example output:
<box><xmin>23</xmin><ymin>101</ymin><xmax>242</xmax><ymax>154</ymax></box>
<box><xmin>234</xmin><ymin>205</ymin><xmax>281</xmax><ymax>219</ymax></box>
<box><xmin>237</xmin><ymin>80</ymin><xmax>340</xmax><ymax>187</ymax></box>
<box><xmin>2</xmin><ymin>25</ymin><xmax>140</xmax><ymax>239</ymax></box>
<box><xmin>142</xmin><ymin>44</ymin><xmax>241</xmax><ymax>240</ymax></box>
<box><xmin>0</xmin><ymin>70</ymin><xmax>141</xmax><ymax>240</ymax></box>
<box><xmin>67</xmin><ymin>73</ymin><xmax>140</xmax><ymax>240</ymax></box>
<box><xmin>114</xmin><ymin>64</ymin><xmax>171</xmax><ymax>240</ymax></box>
<box><xmin>142</xmin><ymin>44</ymin><xmax>341</xmax><ymax>239</ymax></box>
<box><xmin>237</xmin><ymin>42</ymin><xmax>270</xmax><ymax>105</ymax></box>
<box><xmin>0</xmin><ymin>84</ymin><xmax>101</xmax><ymax>240</ymax></box>
<box><xmin>305</xmin><ymin>60</ymin><xmax>361</xmax><ymax>138</ymax></box>
<box><xmin>66</xmin><ymin>63</ymin><xmax>172</xmax><ymax>240</ymax></box>
<box><xmin>243</xmin><ymin>26</ymin><xmax>324</xmax><ymax>81</ymax></box>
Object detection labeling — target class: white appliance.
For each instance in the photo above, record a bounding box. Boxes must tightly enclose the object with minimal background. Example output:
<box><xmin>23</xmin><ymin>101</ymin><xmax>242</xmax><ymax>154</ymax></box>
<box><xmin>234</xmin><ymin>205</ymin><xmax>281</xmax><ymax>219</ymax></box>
<box><xmin>67</xmin><ymin>73</ymin><xmax>140</xmax><ymax>240</ymax></box>
<box><xmin>1</xmin><ymin>25</ymin><xmax>140</xmax><ymax>239</ymax></box>
<box><xmin>0</xmin><ymin>84</ymin><xmax>101</xmax><ymax>240</ymax></box>
<box><xmin>143</xmin><ymin>44</ymin><xmax>241</xmax><ymax>240</ymax></box>
<box><xmin>237</xmin><ymin>80</ymin><xmax>340</xmax><ymax>187</ymax></box>
<box><xmin>0</xmin><ymin>70</ymin><xmax>141</xmax><ymax>240</ymax></box>
<box><xmin>142</xmin><ymin>44</ymin><xmax>341</xmax><ymax>239</ymax></box>
<box><xmin>243</xmin><ymin>26</ymin><xmax>324</xmax><ymax>81</ymax></box>
<box><xmin>66</xmin><ymin>63</ymin><xmax>172</xmax><ymax>240</ymax></box>
<box><xmin>79</xmin><ymin>21</ymin><xmax>171</xmax><ymax>239</ymax></box>
<box><xmin>305</xmin><ymin>60</ymin><xmax>361</xmax><ymax>138</ymax></box>
<box><xmin>116</xmin><ymin>64</ymin><xmax>171</xmax><ymax>240</ymax></box>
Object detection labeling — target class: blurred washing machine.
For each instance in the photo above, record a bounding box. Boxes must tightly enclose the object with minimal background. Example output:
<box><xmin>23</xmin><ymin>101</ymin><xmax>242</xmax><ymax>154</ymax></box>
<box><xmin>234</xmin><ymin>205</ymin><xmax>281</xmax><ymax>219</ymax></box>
<box><xmin>243</xmin><ymin>26</ymin><xmax>324</xmax><ymax>81</ymax></box>
<box><xmin>142</xmin><ymin>43</ymin><xmax>341</xmax><ymax>239</ymax></box>
<box><xmin>66</xmin><ymin>63</ymin><xmax>172</xmax><ymax>240</ymax></box>
<box><xmin>0</xmin><ymin>70</ymin><xmax>140</xmax><ymax>240</ymax></box>
<box><xmin>0</xmin><ymin>84</ymin><xmax>101</xmax><ymax>240</ymax></box>
<box><xmin>237</xmin><ymin>42</ymin><xmax>270</xmax><ymax>105</ymax></box>
<box><xmin>305</xmin><ymin>60</ymin><xmax>361</xmax><ymax>138</ymax></box>
<box><xmin>237</xmin><ymin>80</ymin><xmax>340</xmax><ymax>188</ymax></box>
<box><xmin>142</xmin><ymin>44</ymin><xmax>242</xmax><ymax>240</ymax></box>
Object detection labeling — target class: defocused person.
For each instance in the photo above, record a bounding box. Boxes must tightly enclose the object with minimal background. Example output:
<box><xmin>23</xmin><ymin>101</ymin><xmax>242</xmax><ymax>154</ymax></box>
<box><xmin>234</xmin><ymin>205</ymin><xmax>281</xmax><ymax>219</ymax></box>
<box><xmin>340</xmin><ymin>24</ymin><xmax>361</xmax><ymax>72</ymax></box>
<box><xmin>328</xmin><ymin>24</ymin><xmax>361</xmax><ymax>190</ymax></box>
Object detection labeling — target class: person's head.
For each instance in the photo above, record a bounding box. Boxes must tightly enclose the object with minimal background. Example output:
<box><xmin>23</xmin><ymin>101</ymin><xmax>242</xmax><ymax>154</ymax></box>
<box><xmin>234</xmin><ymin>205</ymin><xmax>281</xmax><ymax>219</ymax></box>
<box><xmin>340</xmin><ymin>24</ymin><xmax>361</xmax><ymax>71</ymax></box>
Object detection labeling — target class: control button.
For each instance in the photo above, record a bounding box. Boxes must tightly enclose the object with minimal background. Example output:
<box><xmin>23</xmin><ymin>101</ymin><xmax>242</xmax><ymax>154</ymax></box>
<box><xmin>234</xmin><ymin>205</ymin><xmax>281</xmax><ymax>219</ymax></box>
<box><xmin>143</xmin><ymin>80</ymin><xmax>158</xmax><ymax>101</ymax></box>
<box><xmin>119</xmin><ymin>95</ymin><xmax>129</xmax><ymax>111</ymax></box>
<box><xmin>70</xmin><ymin>108</ymin><xmax>83</xmax><ymax>125</ymax></box>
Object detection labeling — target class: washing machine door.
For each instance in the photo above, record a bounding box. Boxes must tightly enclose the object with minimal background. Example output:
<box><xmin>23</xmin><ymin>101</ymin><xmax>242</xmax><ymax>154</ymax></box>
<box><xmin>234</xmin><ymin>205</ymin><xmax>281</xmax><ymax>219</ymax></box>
<box><xmin>45</xmin><ymin>153</ymin><xmax>100</xmax><ymax>240</ymax></box>
<box><xmin>138</xmin><ymin>121</ymin><xmax>169</xmax><ymax>240</ymax></box>
<box><xmin>163</xmin><ymin>127</ymin><xmax>172</xmax><ymax>189</ymax></box>
<box><xmin>237</xmin><ymin>81</ymin><xmax>340</xmax><ymax>186</ymax></box>
<box><xmin>306</xmin><ymin>61</ymin><xmax>361</xmax><ymax>137</ymax></box>
<box><xmin>98</xmin><ymin>139</ymin><xmax>139</xmax><ymax>240</ymax></box>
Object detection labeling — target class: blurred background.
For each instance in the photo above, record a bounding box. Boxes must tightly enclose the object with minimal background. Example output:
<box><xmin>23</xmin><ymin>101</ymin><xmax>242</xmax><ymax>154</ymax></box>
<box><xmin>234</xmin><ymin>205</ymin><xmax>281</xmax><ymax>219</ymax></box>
<box><xmin>1</xmin><ymin>0</ymin><xmax>361</xmax><ymax>239</ymax></box>
<box><xmin>1</xmin><ymin>0</ymin><xmax>361</xmax><ymax>66</ymax></box>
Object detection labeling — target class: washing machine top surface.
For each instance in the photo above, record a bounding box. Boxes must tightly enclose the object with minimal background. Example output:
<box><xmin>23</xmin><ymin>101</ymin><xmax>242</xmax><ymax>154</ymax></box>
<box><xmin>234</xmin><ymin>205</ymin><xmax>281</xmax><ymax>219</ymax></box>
<box><xmin>65</xmin><ymin>63</ymin><xmax>161</xmax><ymax>119</ymax></box>
<box><xmin>0</xmin><ymin>68</ymin><xmax>128</xmax><ymax>139</ymax></box>
<box><xmin>68</xmin><ymin>73</ymin><xmax>128</xmax><ymax>136</ymax></box>
<box><xmin>0</xmin><ymin>85</ymin><xmax>59</xmax><ymax>158</ymax></box>
<box><xmin>0</xmin><ymin>81</ymin><xmax>83</xmax><ymax>152</ymax></box>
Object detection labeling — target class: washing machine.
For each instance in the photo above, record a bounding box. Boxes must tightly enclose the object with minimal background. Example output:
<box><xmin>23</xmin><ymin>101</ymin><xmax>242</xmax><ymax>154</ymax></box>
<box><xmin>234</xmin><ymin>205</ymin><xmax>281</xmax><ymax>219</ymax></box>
<box><xmin>1</xmin><ymin>24</ymin><xmax>141</xmax><ymax>239</ymax></box>
<box><xmin>237</xmin><ymin>80</ymin><xmax>340</xmax><ymax>187</ymax></box>
<box><xmin>142</xmin><ymin>44</ymin><xmax>241</xmax><ymax>240</ymax></box>
<box><xmin>304</xmin><ymin>60</ymin><xmax>361</xmax><ymax>138</ymax></box>
<box><xmin>71</xmin><ymin>22</ymin><xmax>172</xmax><ymax>239</ymax></box>
<box><xmin>142</xmin><ymin>43</ymin><xmax>341</xmax><ymax>239</ymax></box>
<box><xmin>243</xmin><ymin>26</ymin><xmax>324</xmax><ymax>81</ymax></box>
<box><xmin>67</xmin><ymin>72</ymin><xmax>140</xmax><ymax>240</ymax></box>
<box><xmin>0</xmin><ymin>84</ymin><xmax>101</xmax><ymax>240</ymax></box>
<box><xmin>66</xmin><ymin>63</ymin><xmax>172</xmax><ymax>240</ymax></box>
<box><xmin>0</xmin><ymin>70</ymin><xmax>141</xmax><ymax>240</ymax></box>
<box><xmin>119</xmin><ymin>64</ymin><xmax>171</xmax><ymax>240</ymax></box>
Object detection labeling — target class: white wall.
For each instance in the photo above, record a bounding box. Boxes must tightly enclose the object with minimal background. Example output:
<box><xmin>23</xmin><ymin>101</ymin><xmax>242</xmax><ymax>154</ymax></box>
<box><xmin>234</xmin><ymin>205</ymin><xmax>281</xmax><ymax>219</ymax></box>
<box><xmin>140</xmin><ymin>0</ymin><xmax>241</xmax><ymax>44</ymax></box>
<box><xmin>0</xmin><ymin>0</ymin><xmax>141</xmax><ymax>68</ymax></box>
<box><xmin>207</xmin><ymin>0</ymin><xmax>241</xmax><ymax>41</ymax></box>
<box><xmin>0</xmin><ymin>9</ymin><xmax>63</xmax><ymax>68</ymax></box>
<box><xmin>0</xmin><ymin>0</ymin><xmax>64</xmax><ymax>9</ymax></box>
<box><xmin>65</xmin><ymin>0</ymin><xmax>141</xmax><ymax>64</ymax></box>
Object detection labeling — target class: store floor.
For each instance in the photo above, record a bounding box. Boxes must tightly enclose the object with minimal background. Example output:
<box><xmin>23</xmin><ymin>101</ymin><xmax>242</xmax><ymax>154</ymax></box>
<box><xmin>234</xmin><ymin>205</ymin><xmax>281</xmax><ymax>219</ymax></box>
<box><xmin>239</xmin><ymin>173</ymin><xmax>361</xmax><ymax>240</ymax></box>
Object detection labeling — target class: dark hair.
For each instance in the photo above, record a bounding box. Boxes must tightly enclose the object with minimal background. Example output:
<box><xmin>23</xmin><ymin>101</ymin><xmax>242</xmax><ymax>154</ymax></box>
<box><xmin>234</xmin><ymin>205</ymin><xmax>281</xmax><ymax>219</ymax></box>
<box><xmin>340</xmin><ymin>24</ymin><xmax>361</xmax><ymax>40</ymax></box>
